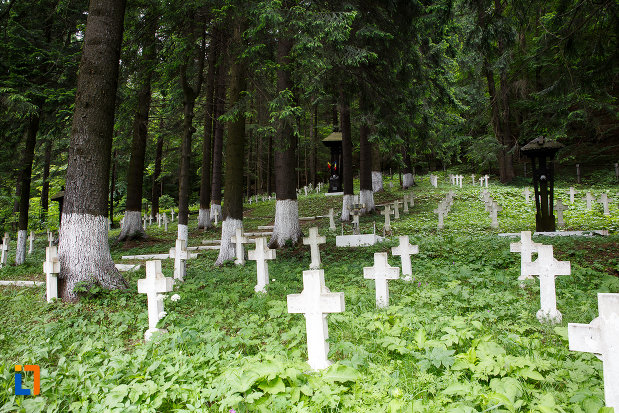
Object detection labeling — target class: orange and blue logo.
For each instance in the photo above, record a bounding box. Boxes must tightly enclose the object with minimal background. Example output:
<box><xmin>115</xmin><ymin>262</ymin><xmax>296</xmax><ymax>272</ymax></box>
<box><xmin>14</xmin><ymin>365</ymin><xmax>40</xmax><ymax>396</ymax></box>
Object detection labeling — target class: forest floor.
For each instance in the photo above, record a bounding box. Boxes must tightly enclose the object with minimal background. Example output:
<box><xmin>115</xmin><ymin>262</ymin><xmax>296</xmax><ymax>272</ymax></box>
<box><xmin>1</xmin><ymin>172</ymin><xmax>618</xmax><ymax>412</ymax></box>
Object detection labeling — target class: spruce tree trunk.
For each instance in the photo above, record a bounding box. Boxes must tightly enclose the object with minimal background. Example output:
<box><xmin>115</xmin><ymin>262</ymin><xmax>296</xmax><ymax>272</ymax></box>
<box><xmin>59</xmin><ymin>0</ymin><xmax>128</xmax><ymax>301</ymax></box>
<box><xmin>210</xmin><ymin>46</ymin><xmax>226</xmax><ymax>220</ymax></box>
<box><xmin>339</xmin><ymin>88</ymin><xmax>353</xmax><ymax>221</ymax></box>
<box><xmin>216</xmin><ymin>26</ymin><xmax>246</xmax><ymax>264</ymax></box>
<box><xmin>41</xmin><ymin>137</ymin><xmax>52</xmax><ymax>215</ymax></box>
<box><xmin>270</xmin><ymin>37</ymin><xmax>302</xmax><ymax>248</ymax></box>
<box><xmin>15</xmin><ymin>112</ymin><xmax>39</xmax><ymax>265</ymax></box>
<box><xmin>151</xmin><ymin>133</ymin><xmax>164</xmax><ymax>218</ymax></box>
<box><xmin>359</xmin><ymin>122</ymin><xmax>374</xmax><ymax>213</ymax></box>
<box><xmin>109</xmin><ymin>149</ymin><xmax>117</xmax><ymax>227</ymax></box>
<box><xmin>118</xmin><ymin>14</ymin><xmax>157</xmax><ymax>241</ymax></box>
<box><xmin>309</xmin><ymin>104</ymin><xmax>318</xmax><ymax>186</ymax></box>
<box><xmin>267</xmin><ymin>135</ymin><xmax>272</xmax><ymax>195</ymax></box>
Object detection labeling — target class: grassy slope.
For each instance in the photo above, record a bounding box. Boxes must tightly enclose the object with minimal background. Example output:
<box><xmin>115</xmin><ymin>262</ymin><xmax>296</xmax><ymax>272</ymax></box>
<box><xmin>0</xmin><ymin>173</ymin><xmax>618</xmax><ymax>412</ymax></box>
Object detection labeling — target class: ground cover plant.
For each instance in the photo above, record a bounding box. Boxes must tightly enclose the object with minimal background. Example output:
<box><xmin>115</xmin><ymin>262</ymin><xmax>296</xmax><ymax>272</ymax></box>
<box><xmin>1</xmin><ymin>174</ymin><xmax>618</xmax><ymax>412</ymax></box>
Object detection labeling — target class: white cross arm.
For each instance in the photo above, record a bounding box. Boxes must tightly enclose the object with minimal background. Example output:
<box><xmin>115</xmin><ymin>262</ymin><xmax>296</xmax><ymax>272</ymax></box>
<box><xmin>287</xmin><ymin>292</ymin><xmax>345</xmax><ymax>314</ymax></box>
<box><xmin>568</xmin><ymin>322</ymin><xmax>601</xmax><ymax>354</ymax></box>
<box><xmin>138</xmin><ymin>277</ymin><xmax>174</xmax><ymax>294</ymax></box>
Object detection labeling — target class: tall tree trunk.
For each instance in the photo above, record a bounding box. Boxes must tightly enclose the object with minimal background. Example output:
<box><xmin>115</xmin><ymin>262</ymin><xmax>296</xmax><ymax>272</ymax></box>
<box><xmin>371</xmin><ymin>144</ymin><xmax>383</xmax><ymax>192</ymax></box>
<box><xmin>118</xmin><ymin>13</ymin><xmax>157</xmax><ymax>241</ymax></box>
<box><xmin>151</xmin><ymin>132</ymin><xmax>164</xmax><ymax>218</ymax></box>
<box><xmin>198</xmin><ymin>30</ymin><xmax>217</xmax><ymax>229</ymax></box>
<box><xmin>178</xmin><ymin>25</ymin><xmax>206</xmax><ymax>242</ymax></box>
<box><xmin>499</xmin><ymin>71</ymin><xmax>515</xmax><ymax>182</ymax></box>
<box><xmin>15</xmin><ymin>112</ymin><xmax>39</xmax><ymax>265</ymax></box>
<box><xmin>266</xmin><ymin>135</ymin><xmax>272</xmax><ymax>195</ymax></box>
<box><xmin>109</xmin><ymin>149</ymin><xmax>117</xmax><ymax>227</ymax></box>
<box><xmin>210</xmin><ymin>43</ymin><xmax>226</xmax><ymax>221</ymax></box>
<box><xmin>41</xmin><ymin>137</ymin><xmax>52</xmax><ymax>215</ymax></box>
<box><xmin>59</xmin><ymin>0</ymin><xmax>128</xmax><ymax>301</ymax></box>
<box><xmin>339</xmin><ymin>88</ymin><xmax>353</xmax><ymax>221</ymax></box>
<box><xmin>309</xmin><ymin>104</ymin><xmax>318</xmax><ymax>186</ymax></box>
<box><xmin>359</xmin><ymin>119</ymin><xmax>374</xmax><ymax>213</ymax></box>
<box><xmin>270</xmin><ymin>36</ymin><xmax>302</xmax><ymax>248</ymax></box>
<box><xmin>216</xmin><ymin>25</ymin><xmax>246</xmax><ymax>264</ymax></box>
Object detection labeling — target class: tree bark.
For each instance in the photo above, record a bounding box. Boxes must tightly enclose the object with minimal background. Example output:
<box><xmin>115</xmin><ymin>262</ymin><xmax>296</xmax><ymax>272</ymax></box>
<box><xmin>59</xmin><ymin>0</ymin><xmax>128</xmax><ymax>301</ymax></box>
<box><xmin>339</xmin><ymin>88</ymin><xmax>353</xmax><ymax>221</ymax></box>
<box><xmin>309</xmin><ymin>104</ymin><xmax>318</xmax><ymax>186</ymax></box>
<box><xmin>358</xmin><ymin>104</ymin><xmax>373</xmax><ymax>213</ymax></box>
<box><xmin>109</xmin><ymin>149</ymin><xmax>117</xmax><ymax>227</ymax></box>
<box><xmin>210</xmin><ymin>39</ymin><xmax>226</xmax><ymax>220</ymax></box>
<box><xmin>371</xmin><ymin>144</ymin><xmax>383</xmax><ymax>192</ymax></box>
<box><xmin>41</xmin><ymin>137</ymin><xmax>52</xmax><ymax>215</ymax></box>
<box><xmin>151</xmin><ymin>131</ymin><xmax>164</xmax><ymax>218</ymax></box>
<box><xmin>15</xmin><ymin>112</ymin><xmax>39</xmax><ymax>265</ymax></box>
<box><xmin>270</xmin><ymin>36</ymin><xmax>302</xmax><ymax>248</ymax></box>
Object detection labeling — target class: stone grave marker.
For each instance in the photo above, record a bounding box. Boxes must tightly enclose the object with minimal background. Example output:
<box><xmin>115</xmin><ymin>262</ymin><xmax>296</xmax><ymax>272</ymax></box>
<box><xmin>555</xmin><ymin>199</ymin><xmax>568</xmax><ymax>227</ymax></box>
<box><xmin>586</xmin><ymin>192</ymin><xmax>594</xmax><ymax>210</ymax></box>
<box><xmin>28</xmin><ymin>231</ymin><xmax>35</xmax><ymax>255</ymax></box>
<box><xmin>510</xmin><ymin>231</ymin><xmax>542</xmax><ymax>282</ymax></box>
<box><xmin>212</xmin><ymin>208</ymin><xmax>220</xmax><ymax>225</ymax></box>
<box><xmin>402</xmin><ymin>196</ymin><xmax>409</xmax><ymax>213</ymax></box>
<box><xmin>599</xmin><ymin>193</ymin><xmax>612</xmax><ymax>216</ymax></box>
<box><xmin>1</xmin><ymin>233</ymin><xmax>9</xmax><ymax>267</ymax></box>
<box><xmin>408</xmin><ymin>193</ymin><xmax>414</xmax><ymax>207</ymax></box>
<box><xmin>47</xmin><ymin>231</ymin><xmax>53</xmax><ymax>246</ymax></box>
<box><xmin>171</xmin><ymin>209</ymin><xmax>175</xmax><ymax>221</ymax></box>
<box><xmin>568</xmin><ymin>293</ymin><xmax>619</xmax><ymax>409</ymax></box>
<box><xmin>569</xmin><ymin>187</ymin><xmax>577</xmax><ymax>203</ymax></box>
<box><xmin>248</xmin><ymin>237</ymin><xmax>276</xmax><ymax>293</ymax></box>
<box><xmin>434</xmin><ymin>205</ymin><xmax>446</xmax><ymax>229</ymax></box>
<box><xmin>138</xmin><ymin>260</ymin><xmax>174</xmax><ymax>341</ymax></box>
<box><xmin>391</xmin><ymin>236</ymin><xmax>418</xmax><ymax>281</ymax></box>
<box><xmin>170</xmin><ymin>239</ymin><xmax>189</xmax><ymax>281</ymax></box>
<box><xmin>43</xmin><ymin>246</ymin><xmax>60</xmax><ymax>302</ymax></box>
<box><xmin>231</xmin><ymin>227</ymin><xmax>249</xmax><ymax>266</ymax></box>
<box><xmin>522</xmin><ymin>244</ymin><xmax>571</xmax><ymax>324</ymax></box>
<box><xmin>523</xmin><ymin>188</ymin><xmax>531</xmax><ymax>203</ymax></box>
<box><xmin>364</xmin><ymin>252</ymin><xmax>400</xmax><ymax>308</ymax></box>
<box><xmin>287</xmin><ymin>269</ymin><xmax>345</xmax><ymax>370</ymax></box>
<box><xmin>350</xmin><ymin>209</ymin><xmax>361</xmax><ymax>234</ymax></box>
<box><xmin>303</xmin><ymin>227</ymin><xmax>326</xmax><ymax>270</ymax></box>
<box><xmin>380</xmin><ymin>205</ymin><xmax>392</xmax><ymax>233</ymax></box>
<box><xmin>163</xmin><ymin>213</ymin><xmax>169</xmax><ymax>232</ymax></box>
<box><xmin>392</xmin><ymin>200</ymin><xmax>401</xmax><ymax>219</ymax></box>
<box><xmin>490</xmin><ymin>201</ymin><xmax>502</xmax><ymax>229</ymax></box>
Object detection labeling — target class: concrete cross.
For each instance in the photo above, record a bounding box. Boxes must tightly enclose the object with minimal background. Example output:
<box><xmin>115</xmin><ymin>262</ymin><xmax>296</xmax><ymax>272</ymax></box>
<box><xmin>143</xmin><ymin>215</ymin><xmax>147</xmax><ymax>230</ymax></box>
<box><xmin>458</xmin><ymin>175</ymin><xmax>463</xmax><ymax>188</ymax></box>
<box><xmin>328</xmin><ymin>208</ymin><xmax>336</xmax><ymax>231</ymax></box>
<box><xmin>569</xmin><ymin>187</ymin><xmax>577</xmax><ymax>203</ymax></box>
<box><xmin>510</xmin><ymin>231</ymin><xmax>542</xmax><ymax>282</ymax></box>
<box><xmin>231</xmin><ymin>227</ymin><xmax>249</xmax><ymax>266</ymax></box>
<box><xmin>555</xmin><ymin>199</ymin><xmax>568</xmax><ymax>227</ymax></box>
<box><xmin>392</xmin><ymin>200</ymin><xmax>401</xmax><ymax>219</ymax></box>
<box><xmin>402</xmin><ymin>196</ymin><xmax>409</xmax><ymax>213</ymax></box>
<box><xmin>350</xmin><ymin>209</ymin><xmax>361</xmax><ymax>234</ymax></box>
<box><xmin>287</xmin><ymin>269</ymin><xmax>345</xmax><ymax>370</ymax></box>
<box><xmin>1</xmin><ymin>233</ymin><xmax>9</xmax><ymax>267</ymax></box>
<box><xmin>157</xmin><ymin>213</ymin><xmax>161</xmax><ymax>228</ymax></box>
<box><xmin>213</xmin><ymin>208</ymin><xmax>220</xmax><ymax>225</ymax></box>
<box><xmin>303</xmin><ymin>227</ymin><xmax>326</xmax><ymax>270</ymax></box>
<box><xmin>433</xmin><ymin>205</ymin><xmax>447</xmax><ymax>229</ymax></box>
<box><xmin>586</xmin><ymin>192</ymin><xmax>594</xmax><ymax>210</ymax></box>
<box><xmin>304</xmin><ymin>186</ymin><xmax>308</xmax><ymax>196</ymax></box>
<box><xmin>599</xmin><ymin>193</ymin><xmax>612</xmax><ymax>216</ymax></box>
<box><xmin>391</xmin><ymin>236</ymin><xmax>419</xmax><ymax>281</ymax></box>
<box><xmin>248</xmin><ymin>237</ymin><xmax>276</xmax><ymax>293</ymax></box>
<box><xmin>47</xmin><ymin>231</ymin><xmax>53</xmax><ymax>247</ymax></box>
<box><xmin>364</xmin><ymin>252</ymin><xmax>400</xmax><ymax>308</ymax></box>
<box><xmin>169</xmin><ymin>239</ymin><xmax>189</xmax><ymax>281</ymax></box>
<box><xmin>408</xmin><ymin>193</ymin><xmax>414</xmax><ymax>207</ymax></box>
<box><xmin>484</xmin><ymin>175</ymin><xmax>489</xmax><ymax>187</ymax></box>
<box><xmin>138</xmin><ymin>260</ymin><xmax>174</xmax><ymax>341</ymax></box>
<box><xmin>43</xmin><ymin>246</ymin><xmax>60</xmax><ymax>302</ymax></box>
<box><xmin>449</xmin><ymin>174</ymin><xmax>455</xmax><ymax>185</ymax></box>
<box><xmin>568</xmin><ymin>293</ymin><xmax>619</xmax><ymax>409</ymax></box>
<box><xmin>380</xmin><ymin>205</ymin><xmax>392</xmax><ymax>232</ymax></box>
<box><xmin>523</xmin><ymin>188</ymin><xmax>531</xmax><ymax>203</ymax></box>
<box><xmin>490</xmin><ymin>201</ymin><xmax>502</xmax><ymax>229</ymax></box>
<box><xmin>28</xmin><ymin>231</ymin><xmax>35</xmax><ymax>255</ymax></box>
<box><xmin>171</xmin><ymin>209</ymin><xmax>175</xmax><ymax>222</ymax></box>
<box><xmin>163</xmin><ymin>213</ymin><xmax>168</xmax><ymax>232</ymax></box>
<box><xmin>148</xmin><ymin>215</ymin><xmax>153</xmax><ymax>226</ymax></box>
<box><xmin>522</xmin><ymin>244</ymin><xmax>571</xmax><ymax>324</ymax></box>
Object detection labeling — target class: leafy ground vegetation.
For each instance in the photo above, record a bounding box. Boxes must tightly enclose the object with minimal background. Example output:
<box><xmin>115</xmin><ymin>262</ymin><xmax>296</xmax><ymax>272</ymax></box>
<box><xmin>1</xmin><ymin>174</ymin><xmax>618</xmax><ymax>412</ymax></box>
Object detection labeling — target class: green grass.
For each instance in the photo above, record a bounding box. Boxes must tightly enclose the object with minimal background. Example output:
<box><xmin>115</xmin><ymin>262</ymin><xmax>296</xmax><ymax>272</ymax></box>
<box><xmin>0</xmin><ymin>173</ymin><xmax>618</xmax><ymax>412</ymax></box>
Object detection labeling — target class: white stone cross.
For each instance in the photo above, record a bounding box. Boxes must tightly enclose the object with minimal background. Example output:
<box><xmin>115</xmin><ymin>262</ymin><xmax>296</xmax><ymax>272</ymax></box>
<box><xmin>490</xmin><ymin>201</ymin><xmax>502</xmax><ymax>229</ymax></box>
<box><xmin>47</xmin><ymin>231</ymin><xmax>53</xmax><ymax>247</ymax></box>
<box><xmin>304</xmin><ymin>186</ymin><xmax>308</xmax><ymax>196</ymax></box>
<box><xmin>569</xmin><ymin>187</ymin><xmax>577</xmax><ymax>203</ymax></box>
<box><xmin>163</xmin><ymin>213</ymin><xmax>169</xmax><ymax>232</ymax></box>
<box><xmin>568</xmin><ymin>293</ymin><xmax>619</xmax><ymax>409</ymax></box>
<box><xmin>148</xmin><ymin>215</ymin><xmax>153</xmax><ymax>226</ymax></box>
<box><xmin>248</xmin><ymin>237</ymin><xmax>276</xmax><ymax>293</ymax></box>
<box><xmin>392</xmin><ymin>200</ymin><xmax>401</xmax><ymax>219</ymax></box>
<box><xmin>0</xmin><ymin>233</ymin><xmax>9</xmax><ymax>267</ymax></box>
<box><xmin>169</xmin><ymin>239</ymin><xmax>189</xmax><ymax>281</ymax></box>
<box><xmin>350</xmin><ymin>209</ymin><xmax>360</xmax><ymax>234</ymax></box>
<box><xmin>143</xmin><ymin>215</ymin><xmax>147</xmax><ymax>230</ymax></box>
<box><xmin>138</xmin><ymin>260</ymin><xmax>174</xmax><ymax>341</ymax></box>
<box><xmin>586</xmin><ymin>192</ymin><xmax>594</xmax><ymax>210</ymax></box>
<box><xmin>458</xmin><ymin>175</ymin><xmax>463</xmax><ymax>188</ymax></box>
<box><xmin>522</xmin><ymin>244</ymin><xmax>571</xmax><ymax>324</ymax></box>
<box><xmin>408</xmin><ymin>193</ymin><xmax>414</xmax><ymax>207</ymax></box>
<box><xmin>303</xmin><ymin>227</ymin><xmax>326</xmax><ymax>270</ymax></box>
<box><xmin>171</xmin><ymin>209</ymin><xmax>175</xmax><ymax>221</ymax></box>
<box><xmin>28</xmin><ymin>231</ymin><xmax>35</xmax><ymax>255</ymax></box>
<box><xmin>434</xmin><ymin>205</ymin><xmax>447</xmax><ymax>229</ymax></box>
<box><xmin>402</xmin><ymin>196</ymin><xmax>409</xmax><ymax>213</ymax></box>
<box><xmin>231</xmin><ymin>227</ymin><xmax>249</xmax><ymax>266</ymax></box>
<box><xmin>555</xmin><ymin>199</ymin><xmax>568</xmax><ymax>227</ymax></box>
<box><xmin>484</xmin><ymin>175</ymin><xmax>489</xmax><ymax>187</ymax></box>
<box><xmin>391</xmin><ymin>236</ymin><xmax>419</xmax><ymax>281</ymax></box>
<box><xmin>43</xmin><ymin>246</ymin><xmax>60</xmax><ymax>302</ymax></box>
<box><xmin>157</xmin><ymin>213</ymin><xmax>161</xmax><ymax>228</ymax></box>
<box><xmin>381</xmin><ymin>205</ymin><xmax>392</xmax><ymax>232</ymax></box>
<box><xmin>510</xmin><ymin>231</ymin><xmax>542</xmax><ymax>282</ymax></box>
<box><xmin>363</xmin><ymin>252</ymin><xmax>400</xmax><ymax>308</ymax></box>
<box><xmin>213</xmin><ymin>208</ymin><xmax>220</xmax><ymax>225</ymax></box>
<box><xmin>599</xmin><ymin>193</ymin><xmax>612</xmax><ymax>216</ymax></box>
<box><xmin>287</xmin><ymin>269</ymin><xmax>345</xmax><ymax>371</ymax></box>
<box><xmin>523</xmin><ymin>188</ymin><xmax>531</xmax><ymax>203</ymax></box>
<box><xmin>328</xmin><ymin>208</ymin><xmax>336</xmax><ymax>231</ymax></box>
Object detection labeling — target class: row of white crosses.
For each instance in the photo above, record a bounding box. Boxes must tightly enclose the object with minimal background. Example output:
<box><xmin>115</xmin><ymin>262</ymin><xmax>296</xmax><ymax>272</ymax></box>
<box><xmin>571</xmin><ymin>188</ymin><xmax>613</xmax><ymax>215</ymax></box>
<box><xmin>481</xmin><ymin>190</ymin><xmax>502</xmax><ymax>229</ymax></box>
<box><xmin>434</xmin><ymin>191</ymin><xmax>454</xmax><ymax>229</ymax></box>
<box><xmin>478</xmin><ymin>175</ymin><xmax>489</xmax><ymax>187</ymax></box>
<box><xmin>511</xmin><ymin>231</ymin><xmax>619</xmax><ymax>409</ymax></box>
<box><xmin>449</xmin><ymin>174</ymin><xmax>464</xmax><ymax>188</ymax></box>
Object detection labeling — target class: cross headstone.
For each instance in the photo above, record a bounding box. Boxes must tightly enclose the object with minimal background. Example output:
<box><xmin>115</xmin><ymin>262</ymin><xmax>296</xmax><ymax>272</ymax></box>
<box><xmin>484</xmin><ymin>175</ymin><xmax>489</xmax><ymax>187</ymax></box>
<box><xmin>47</xmin><ymin>231</ymin><xmax>53</xmax><ymax>247</ymax></box>
<box><xmin>138</xmin><ymin>260</ymin><xmax>174</xmax><ymax>341</ymax></box>
<box><xmin>248</xmin><ymin>237</ymin><xmax>276</xmax><ymax>293</ymax></box>
<box><xmin>408</xmin><ymin>194</ymin><xmax>414</xmax><ymax>207</ymax></box>
<box><xmin>569</xmin><ymin>187</ymin><xmax>577</xmax><ymax>203</ymax></box>
<box><xmin>434</xmin><ymin>205</ymin><xmax>446</xmax><ymax>229</ymax></box>
<box><xmin>143</xmin><ymin>216</ymin><xmax>147</xmax><ymax>230</ymax></box>
<box><xmin>490</xmin><ymin>201</ymin><xmax>502</xmax><ymax>229</ymax></box>
<box><xmin>523</xmin><ymin>188</ymin><xmax>531</xmax><ymax>203</ymax></box>
<box><xmin>163</xmin><ymin>213</ymin><xmax>168</xmax><ymax>232</ymax></box>
<box><xmin>303</xmin><ymin>227</ymin><xmax>326</xmax><ymax>270</ymax></box>
<box><xmin>43</xmin><ymin>246</ymin><xmax>60</xmax><ymax>302</ymax></box>
<box><xmin>380</xmin><ymin>205</ymin><xmax>392</xmax><ymax>233</ymax></box>
<box><xmin>522</xmin><ymin>244</ymin><xmax>571</xmax><ymax>324</ymax></box>
<box><xmin>555</xmin><ymin>199</ymin><xmax>568</xmax><ymax>227</ymax></box>
<box><xmin>350</xmin><ymin>209</ymin><xmax>360</xmax><ymax>234</ymax></box>
<box><xmin>363</xmin><ymin>252</ymin><xmax>400</xmax><ymax>308</ymax></box>
<box><xmin>169</xmin><ymin>239</ymin><xmax>189</xmax><ymax>281</ymax></box>
<box><xmin>458</xmin><ymin>175</ymin><xmax>463</xmax><ymax>188</ymax></box>
<box><xmin>287</xmin><ymin>269</ymin><xmax>345</xmax><ymax>370</ymax></box>
<box><xmin>231</xmin><ymin>227</ymin><xmax>249</xmax><ymax>266</ymax></box>
<box><xmin>391</xmin><ymin>236</ymin><xmax>419</xmax><ymax>282</ymax></box>
<box><xmin>392</xmin><ymin>200</ymin><xmax>401</xmax><ymax>219</ymax></box>
<box><xmin>599</xmin><ymin>193</ymin><xmax>612</xmax><ymax>216</ymax></box>
<box><xmin>304</xmin><ymin>186</ymin><xmax>308</xmax><ymax>196</ymax></box>
<box><xmin>328</xmin><ymin>208</ymin><xmax>336</xmax><ymax>231</ymax></box>
<box><xmin>157</xmin><ymin>213</ymin><xmax>161</xmax><ymax>228</ymax></box>
<box><xmin>213</xmin><ymin>208</ymin><xmax>220</xmax><ymax>225</ymax></box>
<box><xmin>1</xmin><ymin>233</ymin><xmax>9</xmax><ymax>267</ymax></box>
<box><xmin>510</xmin><ymin>231</ymin><xmax>542</xmax><ymax>282</ymax></box>
<box><xmin>148</xmin><ymin>215</ymin><xmax>152</xmax><ymax>226</ymax></box>
<box><xmin>28</xmin><ymin>231</ymin><xmax>35</xmax><ymax>255</ymax></box>
<box><xmin>586</xmin><ymin>192</ymin><xmax>594</xmax><ymax>210</ymax></box>
<box><xmin>568</xmin><ymin>293</ymin><xmax>619</xmax><ymax>409</ymax></box>
<box><xmin>402</xmin><ymin>196</ymin><xmax>409</xmax><ymax>213</ymax></box>
<box><xmin>171</xmin><ymin>209</ymin><xmax>175</xmax><ymax>222</ymax></box>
